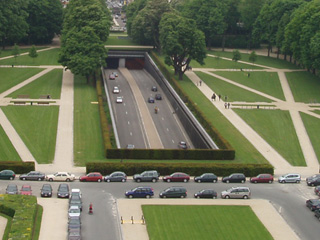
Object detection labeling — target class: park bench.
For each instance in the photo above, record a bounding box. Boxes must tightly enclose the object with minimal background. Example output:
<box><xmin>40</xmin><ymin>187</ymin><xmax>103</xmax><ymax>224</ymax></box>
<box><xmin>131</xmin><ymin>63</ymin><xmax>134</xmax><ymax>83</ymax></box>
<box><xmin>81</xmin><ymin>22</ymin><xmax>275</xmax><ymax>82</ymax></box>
<box><xmin>39</xmin><ymin>95</ymin><xmax>51</xmax><ymax>99</ymax></box>
<box><xmin>37</xmin><ymin>102</ymin><xmax>49</xmax><ymax>105</ymax></box>
<box><xmin>13</xmin><ymin>101</ymin><xmax>26</xmax><ymax>105</ymax></box>
<box><xmin>17</xmin><ymin>95</ymin><xmax>30</xmax><ymax>99</ymax></box>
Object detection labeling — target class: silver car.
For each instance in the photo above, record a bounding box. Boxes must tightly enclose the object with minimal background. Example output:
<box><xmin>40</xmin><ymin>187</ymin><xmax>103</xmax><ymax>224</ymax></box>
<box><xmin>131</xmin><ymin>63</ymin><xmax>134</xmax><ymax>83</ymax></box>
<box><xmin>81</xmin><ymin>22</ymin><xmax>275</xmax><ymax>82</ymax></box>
<box><xmin>221</xmin><ymin>187</ymin><xmax>251</xmax><ymax>199</ymax></box>
<box><xmin>278</xmin><ymin>173</ymin><xmax>301</xmax><ymax>183</ymax></box>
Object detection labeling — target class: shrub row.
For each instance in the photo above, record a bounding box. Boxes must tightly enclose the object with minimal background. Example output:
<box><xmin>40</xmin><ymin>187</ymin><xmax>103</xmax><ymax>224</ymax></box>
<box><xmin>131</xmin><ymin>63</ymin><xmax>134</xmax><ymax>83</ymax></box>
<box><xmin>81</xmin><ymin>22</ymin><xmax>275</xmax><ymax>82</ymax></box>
<box><xmin>0</xmin><ymin>161</ymin><xmax>35</xmax><ymax>174</ymax></box>
<box><xmin>150</xmin><ymin>51</ymin><xmax>234</xmax><ymax>152</ymax></box>
<box><xmin>86</xmin><ymin>162</ymin><xmax>274</xmax><ymax>177</ymax></box>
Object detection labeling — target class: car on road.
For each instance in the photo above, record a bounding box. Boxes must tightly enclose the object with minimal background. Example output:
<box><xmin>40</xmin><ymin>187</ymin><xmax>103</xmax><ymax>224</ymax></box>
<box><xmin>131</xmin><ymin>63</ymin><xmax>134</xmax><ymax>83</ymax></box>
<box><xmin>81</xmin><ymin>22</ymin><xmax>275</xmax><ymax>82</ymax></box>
<box><xmin>125</xmin><ymin>187</ymin><xmax>154</xmax><ymax>198</ymax></box>
<box><xmin>126</xmin><ymin>144</ymin><xmax>135</xmax><ymax>149</ymax></box>
<box><xmin>68</xmin><ymin>216</ymin><xmax>81</xmax><ymax>231</ymax></box>
<box><xmin>116</xmin><ymin>96</ymin><xmax>123</xmax><ymax>103</ymax></box>
<box><xmin>221</xmin><ymin>187</ymin><xmax>251</xmax><ymax>199</ymax></box>
<box><xmin>109</xmin><ymin>74</ymin><xmax>115</xmax><ymax>80</ymax></box>
<box><xmin>155</xmin><ymin>93</ymin><xmax>162</xmax><ymax>100</ymax></box>
<box><xmin>163</xmin><ymin>172</ymin><xmax>190</xmax><ymax>182</ymax></box>
<box><xmin>6</xmin><ymin>184</ymin><xmax>18</xmax><ymax>194</ymax></box>
<box><xmin>19</xmin><ymin>171</ymin><xmax>45</xmax><ymax>181</ymax></box>
<box><xmin>69</xmin><ymin>196</ymin><xmax>83</xmax><ymax>211</ymax></box>
<box><xmin>306</xmin><ymin>199</ymin><xmax>320</xmax><ymax>211</ymax></box>
<box><xmin>222</xmin><ymin>173</ymin><xmax>246</xmax><ymax>183</ymax></box>
<box><xmin>70</xmin><ymin>189</ymin><xmax>82</xmax><ymax>199</ymax></box>
<box><xmin>57</xmin><ymin>183</ymin><xmax>70</xmax><ymax>198</ymax></box>
<box><xmin>148</xmin><ymin>97</ymin><xmax>155</xmax><ymax>103</ymax></box>
<box><xmin>278</xmin><ymin>173</ymin><xmax>301</xmax><ymax>183</ymax></box>
<box><xmin>306</xmin><ymin>174</ymin><xmax>320</xmax><ymax>186</ymax></box>
<box><xmin>46</xmin><ymin>172</ymin><xmax>75</xmax><ymax>182</ymax></box>
<box><xmin>194</xmin><ymin>173</ymin><xmax>218</xmax><ymax>183</ymax></box>
<box><xmin>0</xmin><ymin>170</ymin><xmax>15</xmax><ymax>180</ymax></box>
<box><xmin>104</xmin><ymin>171</ymin><xmax>127</xmax><ymax>182</ymax></box>
<box><xmin>178</xmin><ymin>141</ymin><xmax>188</xmax><ymax>149</ymax></box>
<box><xmin>250</xmin><ymin>174</ymin><xmax>273</xmax><ymax>184</ymax></box>
<box><xmin>79</xmin><ymin>172</ymin><xmax>103</xmax><ymax>182</ymax></box>
<box><xmin>133</xmin><ymin>170</ymin><xmax>159</xmax><ymax>183</ymax></box>
<box><xmin>20</xmin><ymin>185</ymin><xmax>32</xmax><ymax>195</ymax></box>
<box><xmin>113</xmin><ymin>86</ymin><xmax>120</xmax><ymax>93</ymax></box>
<box><xmin>151</xmin><ymin>86</ymin><xmax>157</xmax><ymax>92</ymax></box>
<box><xmin>315</xmin><ymin>209</ymin><xmax>320</xmax><ymax>220</ymax></box>
<box><xmin>315</xmin><ymin>186</ymin><xmax>320</xmax><ymax>196</ymax></box>
<box><xmin>159</xmin><ymin>186</ymin><xmax>187</xmax><ymax>198</ymax></box>
<box><xmin>68</xmin><ymin>205</ymin><xmax>81</xmax><ymax>218</ymax></box>
<box><xmin>68</xmin><ymin>228</ymin><xmax>81</xmax><ymax>240</ymax></box>
<box><xmin>194</xmin><ymin>189</ymin><xmax>217</xmax><ymax>199</ymax></box>
<box><xmin>40</xmin><ymin>184</ymin><xmax>53</xmax><ymax>197</ymax></box>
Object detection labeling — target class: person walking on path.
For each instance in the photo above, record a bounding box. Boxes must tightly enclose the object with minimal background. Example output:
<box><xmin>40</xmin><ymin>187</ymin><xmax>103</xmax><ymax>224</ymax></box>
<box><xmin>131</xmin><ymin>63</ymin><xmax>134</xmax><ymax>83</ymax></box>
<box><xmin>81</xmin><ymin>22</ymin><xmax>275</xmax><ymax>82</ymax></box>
<box><xmin>227</xmin><ymin>102</ymin><xmax>231</xmax><ymax>109</ymax></box>
<box><xmin>218</xmin><ymin>94</ymin><xmax>221</xmax><ymax>101</ymax></box>
<box><xmin>224</xmin><ymin>102</ymin><xmax>228</xmax><ymax>109</ymax></box>
<box><xmin>211</xmin><ymin>93</ymin><xmax>216</xmax><ymax>101</ymax></box>
<box><xmin>199</xmin><ymin>80</ymin><xmax>202</xmax><ymax>86</ymax></box>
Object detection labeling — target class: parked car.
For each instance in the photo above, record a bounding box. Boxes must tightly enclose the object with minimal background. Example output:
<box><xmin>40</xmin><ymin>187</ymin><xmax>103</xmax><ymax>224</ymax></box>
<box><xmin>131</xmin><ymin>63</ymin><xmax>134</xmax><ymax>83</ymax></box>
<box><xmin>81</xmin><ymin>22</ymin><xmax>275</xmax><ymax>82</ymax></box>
<box><xmin>79</xmin><ymin>172</ymin><xmax>103</xmax><ymax>182</ymax></box>
<box><xmin>40</xmin><ymin>184</ymin><xmax>53</xmax><ymax>197</ymax></box>
<box><xmin>6</xmin><ymin>184</ymin><xmax>18</xmax><ymax>194</ymax></box>
<box><xmin>20</xmin><ymin>185</ymin><xmax>32</xmax><ymax>195</ymax></box>
<box><xmin>46</xmin><ymin>172</ymin><xmax>75</xmax><ymax>182</ymax></box>
<box><xmin>104</xmin><ymin>171</ymin><xmax>127</xmax><ymax>182</ymax></box>
<box><xmin>126</xmin><ymin>144</ymin><xmax>135</xmax><ymax>149</ymax></box>
<box><xmin>315</xmin><ymin>209</ymin><xmax>320</xmax><ymax>220</ymax></box>
<box><xmin>148</xmin><ymin>97</ymin><xmax>155</xmax><ymax>103</ymax></box>
<box><xmin>315</xmin><ymin>186</ymin><xmax>320</xmax><ymax>196</ymax></box>
<box><xmin>155</xmin><ymin>93</ymin><xmax>162</xmax><ymax>100</ymax></box>
<box><xmin>278</xmin><ymin>173</ymin><xmax>301</xmax><ymax>183</ymax></box>
<box><xmin>57</xmin><ymin>183</ymin><xmax>70</xmax><ymax>198</ymax></box>
<box><xmin>109</xmin><ymin>74</ymin><xmax>115</xmax><ymax>80</ymax></box>
<box><xmin>113</xmin><ymin>86</ymin><xmax>120</xmax><ymax>94</ymax></box>
<box><xmin>194</xmin><ymin>173</ymin><xmax>218</xmax><ymax>183</ymax></box>
<box><xmin>163</xmin><ymin>172</ymin><xmax>190</xmax><ymax>182</ymax></box>
<box><xmin>0</xmin><ymin>170</ymin><xmax>15</xmax><ymax>180</ymax></box>
<box><xmin>221</xmin><ymin>187</ymin><xmax>251</xmax><ymax>199</ymax></box>
<box><xmin>151</xmin><ymin>86</ymin><xmax>157</xmax><ymax>92</ymax></box>
<box><xmin>306</xmin><ymin>199</ymin><xmax>320</xmax><ymax>211</ymax></box>
<box><xmin>116</xmin><ymin>96</ymin><xmax>123</xmax><ymax>103</ymax></box>
<box><xmin>68</xmin><ymin>228</ymin><xmax>81</xmax><ymax>240</ymax></box>
<box><xmin>70</xmin><ymin>189</ymin><xmax>82</xmax><ymax>199</ymax></box>
<box><xmin>250</xmin><ymin>174</ymin><xmax>273</xmax><ymax>184</ymax></box>
<box><xmin>68</xmin><ymin>205</ymin><xmax>81</xmax><ymax>218</ymax></box>
<box><xmin>125</xmin><ymin>187</ymin><xmax>154</xmax><ymax>198</ymax></box>
<box><xmin>222</xmin><ymin>173</ymin><xmax>246</xmax><ymax>183</ymax></box>
<box><xmin>133</xmin><ymin>170</ymin><xmax>159</xmax><ymax>183</ymax></box>
<box><xmin>306</xmin><ymin>174</ymin><xmax>320</xmax><ymax>186</ymax></box>
<box><xmin>68</xmin><ymin>216</ymin><xmax>81</xmax><ymax>231</ymax></box>
<box><xmin>19</xmin><ymin>171</ymin><xmax>45</xmax><ymax>181</ymax></box>
<box><xmin>194</xmin><ymin>189</ymin><xmax>217</xmax><ymax>199</ymax></box>
<box><xmin>159</xmin><ymin>186</ymin><xmax>187</xmax><ymax>198</ymax></box>
<box><xmin>178</xmin><ymin>141</ymin><xmax>187</xmax><ymax>149</ymax></box>
<box><xmin>112</xmin><ymin>72</ymin><xmax>118</xmax><ymax>77</ymax></box>
<box><xmin>69</xmin><ymin>196</ymin><xmax>83</xmax><ymax>211</ymax></box>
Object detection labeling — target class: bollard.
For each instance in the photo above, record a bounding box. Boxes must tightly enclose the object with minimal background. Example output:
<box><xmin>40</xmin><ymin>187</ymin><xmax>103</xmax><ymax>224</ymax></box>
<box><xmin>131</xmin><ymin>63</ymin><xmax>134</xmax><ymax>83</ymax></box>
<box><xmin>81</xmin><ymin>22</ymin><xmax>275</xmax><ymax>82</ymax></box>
<box><xmin>121</xmin><ymin>216</ymin><xmax>123</xmax><ymax>224</ymax></box>
<box><xmin>141</xmin><ymin>215</ymin><xmax>145</xmax><ymax>224</ymax></box>
<box><xmin>131</xmin><ymin>216</ymin><xmax>134</xmax><ymax>224</ymax></box>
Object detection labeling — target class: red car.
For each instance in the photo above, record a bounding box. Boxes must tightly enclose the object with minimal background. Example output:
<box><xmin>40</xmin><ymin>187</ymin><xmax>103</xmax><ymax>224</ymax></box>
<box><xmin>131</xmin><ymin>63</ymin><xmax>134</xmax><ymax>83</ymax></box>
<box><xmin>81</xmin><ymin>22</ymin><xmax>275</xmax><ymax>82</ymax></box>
<box><xmin>250</xmin><ymin>174</ymin><xmax>273</xmax><ymax>183</ymax></box>
<box><xmin>79</xmin><ymin>172</ymin><xmax>103</xmax><ymax>182</ymax></box>
<box><xmin>20</xmin><ymin>185</ymin><xmax>32</xmax><ymax>195</ymax></box>
<box><xmin>163</xmin><ymin>172</ymin><xmax>190</xmax><ymax>183</ymax></box>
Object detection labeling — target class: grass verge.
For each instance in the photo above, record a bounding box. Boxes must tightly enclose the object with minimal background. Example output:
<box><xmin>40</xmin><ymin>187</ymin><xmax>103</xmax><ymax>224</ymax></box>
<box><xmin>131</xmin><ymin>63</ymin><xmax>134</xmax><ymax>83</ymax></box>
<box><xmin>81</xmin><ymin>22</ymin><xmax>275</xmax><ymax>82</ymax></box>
<box><xmin>2</xmin><ymin>106</ymin><xmax>59</xmax><ymax>163</ymax></box>
<box><xmin>0</xmin><ymin>124</ymin><xmax>21</xmax><ymax>161</ymax></box>
<box><xmin>233</xmin><ymin>109</ymin><xmax>305</xmax><ymax>166</ymax></box>
<box><xmin>106</xmin><ymin>35</ymin><xmax>137</xmax><ymax>45</ymax></box>
<box><xmin>32</xmin><ymin>205</ymin><xmax>43</xmax><ymax>240</ymax></box>
<box><xmin>0</xmin><ymin>212</ymin><xmax>12</xmax><ymax>240</ymax></box>
<box><xmin>8</xmin><ymin>69</ymin><xmax>63</xmax><ymax>99</ymax></box>
<box><xmin>142</xmin><ymin>205</ymin><xmax>273</xmax><ymax>240</ymax></box>
<box><xmin>0</xmin><ymin>47</ymin><xmax>47</xmax><ymax>58</ymax></box>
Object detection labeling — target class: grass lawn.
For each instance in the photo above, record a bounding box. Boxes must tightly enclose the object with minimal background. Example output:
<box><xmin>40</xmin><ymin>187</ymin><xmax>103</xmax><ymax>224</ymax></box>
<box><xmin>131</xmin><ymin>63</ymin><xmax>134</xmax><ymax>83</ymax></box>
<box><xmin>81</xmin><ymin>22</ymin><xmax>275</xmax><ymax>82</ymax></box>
<box><xmin>1</xmin><ymin>106</ymin><xmax>59</xmax><ymax>163</ymax></box>
<box><xmin>142</xmin><ymin>205</ymin><xmax>273</xmax><ymax>240</ymax></box>
<box><xmin>191</xmin><ymin>55</ymin><xmax>263</xmax><ymax>69</ymax></box>
<box><xmin>286</xmin><ymin>71</ymin><xmax>320</xmax><ymax>103</ymax></box>
<box><xmin>312</xmin><ymin>110</ymin><xmax>320</xmax><ymax>115</ymax></box>
<box><xmin>207</xmin><ymin>50</ymin><xmax>300</xmax><ymax>69</ymax></box>
<box><xmin>233</xmin><ymin>109</ymin><xmax>306</xmax><ymax>166</ymax></box>
<box><xmin>213</xmin><ymin>71</ymin><xmax>285</xmax><ymax>101</ymax></box>
<box><xmin>0</xmin><ymin>48</ymin><xmax>60</xmax><ymax>66</ymax></box>
<box><xmin>0</xmin><ymin>47</ymin><xmax>47</xmax><ymax>58</ymax></box>
<box><xmin>0</xmin><ymin>68</ymin><xmax>43</xmax><ymax>94</ymax></box>
<box><xmin>106</xmin><ymin>35</ymin><xmax>137</xmax><ymax>45</ymax></box>
<box><xmin>7</xmin><ymin>69</ymin><xmax>63</xmax><ymax>99</ymax></box>
<box><xmin>300</xmin><ymin>112</ymin><xmax>320</xmax><ymax>163</ymax></box>
<box><xmin>74</xmin><ymin>75</ymin><xmax>105</xmax><ymax>166</ymax></box>
<box><xmin>196</xmin><ymin>71</ymin><xmax>272</xmax><ymax>102</ymax></box>
<box><xmin>0</xmin><ymin>125</ymin><xmax>21</xmax><ymax>161</ymax></box>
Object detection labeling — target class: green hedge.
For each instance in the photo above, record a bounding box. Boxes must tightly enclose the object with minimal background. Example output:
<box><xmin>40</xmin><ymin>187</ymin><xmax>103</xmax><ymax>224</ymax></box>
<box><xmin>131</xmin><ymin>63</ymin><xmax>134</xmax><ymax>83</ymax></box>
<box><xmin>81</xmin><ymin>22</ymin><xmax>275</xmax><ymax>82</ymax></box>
<box><xmin>86</xmin><ymin>162</ymin><xmax>273</xmax><ymax>177</ymax></box>
<box><xmin>0</xmin><ymin>161</ymin><xmax>35</xmax><ymax>174</ymax></box>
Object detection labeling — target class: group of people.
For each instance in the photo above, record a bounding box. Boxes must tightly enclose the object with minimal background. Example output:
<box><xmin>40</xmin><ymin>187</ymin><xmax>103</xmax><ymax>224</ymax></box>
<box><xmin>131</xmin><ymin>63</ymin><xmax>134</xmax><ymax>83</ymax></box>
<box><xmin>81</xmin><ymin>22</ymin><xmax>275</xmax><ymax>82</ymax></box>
<box><xmin>211</xmin><ymin>93</ymin><xmax>222</xmax><ymax>101</ymax></box>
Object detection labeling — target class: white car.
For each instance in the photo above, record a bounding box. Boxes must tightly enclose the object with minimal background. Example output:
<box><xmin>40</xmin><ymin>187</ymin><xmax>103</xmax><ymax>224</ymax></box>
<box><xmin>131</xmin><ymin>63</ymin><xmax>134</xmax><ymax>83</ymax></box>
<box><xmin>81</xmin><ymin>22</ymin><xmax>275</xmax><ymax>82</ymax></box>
<box><xmin>68</xmin><ymin>205</ymin><xmax>81</xmax><ymax>218</ymax></box>
<box><xmin>113</xmin><ymin>86</ymin><xmax>120</xmax><ymax>94</ymax></box>
<box><xmin>116</xmin><ymin>96</ymin><xmax>123</xmax><ymax>103</ymax></box>
<box><xmin>46</xmin><ymin>172</ymin><xmax>75</xmax><ymax>182</ymax></box>
<box><xmin>70</xmin><ymin>188</ymin><xmax>82</xmax><ymax>199</ymax></box>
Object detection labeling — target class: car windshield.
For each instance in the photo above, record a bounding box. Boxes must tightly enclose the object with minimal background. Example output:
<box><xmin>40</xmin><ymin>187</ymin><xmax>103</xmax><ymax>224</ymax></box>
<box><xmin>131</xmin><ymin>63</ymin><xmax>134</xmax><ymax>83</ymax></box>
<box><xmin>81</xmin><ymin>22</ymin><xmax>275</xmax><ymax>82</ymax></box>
<box><xmin>22</xmin><ymin>187</ymin><xmax>30</xmax><ymax>191</ymax></box>
<box><xmin>70</xmin><ymin>208</ymin><xmax>80</xmax><ymax>213</ymax></box>
<box><xmin>69</xmin><ymin>218</ymin><xmax>80</xmax><ymax>224</ymax></box>
<box><xmin>7</xmin><ymin>185</ymin><xmax>17</xmax><ymax>190</ymax></box>
<box><xmin>42</xmin><ymin>185</ymin><xmax>51</xmax><ymax>191</ymax></box>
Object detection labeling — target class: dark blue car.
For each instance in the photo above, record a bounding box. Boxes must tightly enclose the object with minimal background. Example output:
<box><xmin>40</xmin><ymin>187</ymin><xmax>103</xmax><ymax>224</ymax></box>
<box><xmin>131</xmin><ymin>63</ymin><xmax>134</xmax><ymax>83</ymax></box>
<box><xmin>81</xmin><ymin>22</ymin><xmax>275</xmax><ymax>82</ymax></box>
<box><xmin>125</xmin><ymin>187</ymin><xmax>154</xmax><ymax>198</ymax></box>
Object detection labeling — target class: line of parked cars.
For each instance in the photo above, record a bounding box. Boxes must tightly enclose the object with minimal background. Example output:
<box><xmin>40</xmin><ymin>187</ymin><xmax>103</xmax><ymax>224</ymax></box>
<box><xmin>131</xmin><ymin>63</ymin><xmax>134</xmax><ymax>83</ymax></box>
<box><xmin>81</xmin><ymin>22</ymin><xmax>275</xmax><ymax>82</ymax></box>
<box><xmin>68</xmin><ymin>188</ymin><xmax>82</xmax><ymax>240</ymax></box>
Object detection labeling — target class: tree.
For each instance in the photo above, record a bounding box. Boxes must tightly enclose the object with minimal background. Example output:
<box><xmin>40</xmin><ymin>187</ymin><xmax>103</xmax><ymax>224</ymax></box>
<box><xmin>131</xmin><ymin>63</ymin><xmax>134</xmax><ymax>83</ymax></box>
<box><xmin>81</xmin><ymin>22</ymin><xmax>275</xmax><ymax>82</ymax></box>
<box><xmin>249</xmin><ymin>51</ymin><xmax>257</xmax><ymax>65</ymax></box>
<box><xmin>126</xmin><ymin>0</ymin><xmax>149</xmax><ymax>36</ymax></box>
<box><xmin>232</xmin><ymin>49</ymin><xmax>241</xmax><ymax>65</ymax></box>
<box><xmin>12</xmin><ymin>44</ymin><xmax>20</xmax><ymax>63</ymax></box>
<box><xmin>159</xmin><ymin>12</ymin><xmax>206</xmax><ymax>80</ymax></box>
<box><xmin>0</xmin><ymin>0</ymin><xmax>29</xmax><ymax>49</ymax></box>
<box><xmin>28</xmin><ymin>45</ymin><xmax>38</xmax><ymax>63</ymax></box>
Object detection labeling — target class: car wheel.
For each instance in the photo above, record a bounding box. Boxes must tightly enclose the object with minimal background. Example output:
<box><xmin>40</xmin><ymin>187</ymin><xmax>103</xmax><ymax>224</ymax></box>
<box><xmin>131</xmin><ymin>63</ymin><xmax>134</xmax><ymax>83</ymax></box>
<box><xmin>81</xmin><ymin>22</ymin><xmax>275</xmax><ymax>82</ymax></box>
<box><xmin>241</xmin><ymin>180</ymin><xmax>245</xmax><ymax>183</ymax></box>
<box><xmin>9</xmin><ymin>177</ymin><xmax>14</xmax><ymax>180</ymax></box>
<box><xmin>163</xmin><ymin>195</ymin><xmax>166</xmax><ymax>198</ymax></box>
<box><xmin>107</xmin><ymin>179</ymin><xmax>111</xmax><ymax>183</ymax></box>
<box><xmin>183</xmin><ymin>179</ymin><xmax>188</xmax><ymax>183</ymax></box>
<box><xmin>121</xmin><ymin>179</ymin><xmax>126</xmax><ymax>183</ymax></box>
<box><xmin>197</xmin><ymin>180</ymin><xmax>201</xmax><ymax>183</ymax></box>
<box><xmin>136</xmin><ymin>179</ymin><xmax>141</xmax><ymax>183</ymax></box>
<box><xmin>66</xmin><ymin>178</ymin><xmax>70</xmax><ymax>182</ymax></box>
<box><xmin>97</xmin><ymin>179</ymin><xmax>102</xmax><ymax>182</ymax></box>
<box><xmin>167</xmin><ymin>179</ymin><xmax>171</xmax><ymax>183</ymax></box>
<box><xmin>146</xmin><ymin>195</ymin><xmax>150</xmax><ymax>199</ymax></box>
<box><xmin>254</xmin><ymin>181</ymin><xmax>258</xmax><ymax>184</ymax></box>
<box><xmin>243</xmin><ymin>195</ymin><xmax>248</xmax><ymax>199</ymax></box>
<box><xmin>296</xmin><ymin>180</ymin><xmax>300</xmax><ymax>183</ymax></box>
<box><xmin>225</xmin><ymin>195</ymin><xmax>230</xmax><ymax>199</ymax></box>
<box><xmin>268</xmin><ymin>180</ymin><xmax>273</xmax><ymax>184</ymax></box>
<box><xmin>226</xmin><ymin>180</ymin><xmax>229</xmax><ymax>183</ymax></box>
<box><xmin>280</xmin><ymin>180</ymin><xmax>285</xmax><ymax>183</ymax></box>
<box><xmin>129</xmin><ymin>195</ymin><xmax>133</xmax><ymax>199</ymax></box>
<box><xmin>49</xmin><ymin>178</ymin><xmax>53</xmax><ymax>182</ymax></box>
<box><xmin>22</xmin><ymin>177</ymin><xmax>26</xmax><ymax>181</ymax></box>
<box><xmin>197</xmin><ymin>196</ymin><xmax>200</xmax><ymax>199</ymax></box>
<box><xmin>213</xmin><ymin>196</ymin><xmax>217</xmax><ymax>199</ymax></box>
<box><xmin>82</xmin><ymin>179</ymin><xmax>86</xmax><ymax>182</ymax></box>
<box><xmin>181</xmin><ymin>195</ymin><xmax>185</xmax><ymax>198</ymax></box>
<box><xmin>38</xmin><ymin>177</ymin><xmax>42</xmax><ymax>181</ymax></box>
<box><xmin>152</xmin><ymin>178</ymin><xmax>156</xmax><ymax>183</ymax></box>
<box><xmin>311</xmin><ymin>183</ymin><xmax>315</xmax><ymax>187</ymax></box>
<box><xmin>213</xmin><ymin>179</ymin><xmax>217</xmax><ymax>183</ymax></box>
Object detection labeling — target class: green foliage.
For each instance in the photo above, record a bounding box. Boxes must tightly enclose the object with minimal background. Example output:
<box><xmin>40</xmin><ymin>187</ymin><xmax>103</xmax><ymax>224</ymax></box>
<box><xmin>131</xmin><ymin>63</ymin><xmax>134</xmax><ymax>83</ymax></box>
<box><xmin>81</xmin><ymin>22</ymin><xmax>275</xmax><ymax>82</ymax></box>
<box><xmin>12</xmin><ymin>44</ymin><xmax>20</xmax><ymax>63</ymax></box>
<box><xmin>0</xmin><ymin>161</ymin><xmax>35</xmax><ymax>173</ymax></box>
<box><xmin>126</xmin><ymin>0</ymin><xmax>149</xmax><ymax>36</ymax></box>
<box><xmin>232</xmin><ymin>49</ymin><xmax>241</xmax><ymax>62</ymax></box>
<box><xmin>0</xmin><ymin>125</ymin><xmax>21</xmax><ymax>162</ymax></box>
<box><xmin>86</xmin><ymin>162</ymin><xmax>273</xmax><ymax>176</ymax></box>
<box><xmin>249</xmin><ymin>50</ymin><xmax>257</xmax><ymax>64</ymax></box>
<box><xmin>28</xmin><ymin>45</ymin><xmax>38</xmax><ymax>62</ymax></box>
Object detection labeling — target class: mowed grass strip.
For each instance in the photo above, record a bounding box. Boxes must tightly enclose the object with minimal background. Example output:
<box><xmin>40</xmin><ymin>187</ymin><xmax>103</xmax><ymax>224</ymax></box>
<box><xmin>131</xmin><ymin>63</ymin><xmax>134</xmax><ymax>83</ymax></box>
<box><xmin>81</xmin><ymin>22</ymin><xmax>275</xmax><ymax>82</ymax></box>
<box><xmin>213</xmin><ymin>71</ymin><xmax>285</xmax><ymax>101</ymax></box>
<box><xmin>207</xmin><ymin>50</ymin><xmax>300</xmax><ymax>69</ymax></box>
<box><xmin>196</xmin><ymin>71</ymin><xmax>272</xmax><ymax>102</ymax></box>
<box><xmin>7</xmin><ymin>69</ymin><xmax>63</xmax><ymax>99</ymax></box>
<box><xmin>0</xmin><ymin>68</ymin><xmax>43</xmax><ymax>94</ymax></box>
<box><xmin>0</xmin><ymin>124</ymin><xmax>21</xmax><ymax>161</ymax></box>
<box><xmin>0</xmin><ymin>47</ymin><xmax>48</xmax><ymax>58</ymax></box>
<box><xmin>286</xmin><ymin>71</ymin><xmax>320</xmax><ymax>103</ymax></box>
<box><xmin>2</xmin><ymin>106</ymin><xmax>59</xmax><ymax>163</ymax></box>
<box><xmin>74</xmin><ymin>75</ymin><xmax>104</xmax><ymax>166</ymax></box>
<box><xmin>300</xmin><ymin>112</ymin><xmax>320</xmax><ymax>163</ymax></box>
<box><xmin>0</xmin><ymin>48</ymin><xmax>60</xmax><ymax>66</ymax></box>
<box><xmin>233</xmin><ymin>109</ymin><xmax>305</xmax><ymax>166</ymax></box>
<box><xmin>106</xmin><ymin>35</ymin><xmax>137</xmax><ymax>45</ymax></box>
<box><xmin>142</xmin><ymin>205</ymin><xmax>273</xmax><ymax>240</ymax></box>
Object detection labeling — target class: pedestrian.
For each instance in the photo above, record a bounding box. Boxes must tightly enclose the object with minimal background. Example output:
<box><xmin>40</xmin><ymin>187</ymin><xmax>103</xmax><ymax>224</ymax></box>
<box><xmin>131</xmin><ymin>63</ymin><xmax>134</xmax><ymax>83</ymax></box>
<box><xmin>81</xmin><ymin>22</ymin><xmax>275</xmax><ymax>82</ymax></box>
<box><xmin>227</xmin><ymin>102</ymin><xmax>230</xmax><ymax>109</ymax></box>
<box><xmin>211</xmin><ymin>94</ymin><xmax>214</xmax><ymax>101</ymax></box>
<box><xmin>213</xmin><ymin>93</ymin><xmax>216</xmax><ymax>101</ymax></box>
<box><xmin>218</xmin><ymin>94</ymin><xmax>221</xmax><ymax>101</ymax></box>
<box><xmin>199</xmin><ymin>80</ymin><xmax>202</xmax><ymax>86</ymax></box>
<box><xmin>225</xmin><ymin>96</ymin><xmax>227</xmax><ymax>101</ymax></box>
<box><xmin>224</xmin><ymin>103</ymin><xmax>227</xmax><ymax>109</ymax></box>
<box><xmin>248</xmin><ymin>73</ymin><xmax>250</xmax><ymax>78</ymax></box>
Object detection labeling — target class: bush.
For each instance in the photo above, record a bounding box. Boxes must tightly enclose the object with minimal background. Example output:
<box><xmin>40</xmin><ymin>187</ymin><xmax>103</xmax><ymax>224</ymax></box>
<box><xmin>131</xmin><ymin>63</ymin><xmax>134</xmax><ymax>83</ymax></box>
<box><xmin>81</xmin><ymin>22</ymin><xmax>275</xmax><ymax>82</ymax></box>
<box><xmin>0</xmin><ymin>161</ymin><xmax>35</xmax><ymax>174</ymax></box>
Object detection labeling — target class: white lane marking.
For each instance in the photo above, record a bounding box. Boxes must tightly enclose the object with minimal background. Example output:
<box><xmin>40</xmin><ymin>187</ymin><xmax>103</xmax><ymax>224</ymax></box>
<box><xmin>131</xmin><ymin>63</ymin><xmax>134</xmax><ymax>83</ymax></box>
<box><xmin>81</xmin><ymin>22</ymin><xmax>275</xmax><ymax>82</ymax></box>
<box><xmin>130</xmin><ymin>132</ymin><xmax>132</xmax><ymax>136</ymax></box>
<box><xmin>162</xmin><ymin>117</ymin><xmax>164</xmax><ymax>121</ymax></box>
<box><xmin>172</xmin><ymin>140</ymin><xmax>175</xmax><ymax>143</ymax></box>
<box><xmin>166</xmin><ymin>128</ymin><xmax>169</xmax><ymax>131</ymax></box>
<box><xmin>128</xmin><ymin>121</ymin><xmax>130</xmax><ymax>125</ymax></box>
<box><xmin>279</xmin><ymin>207</ymin><xmax>282</xmax><ymax>213</ymax></box>
<box><xmin>126</xmin><ymin>111</ymin><xmax>128</xmax><ymax>115</ymax></box>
